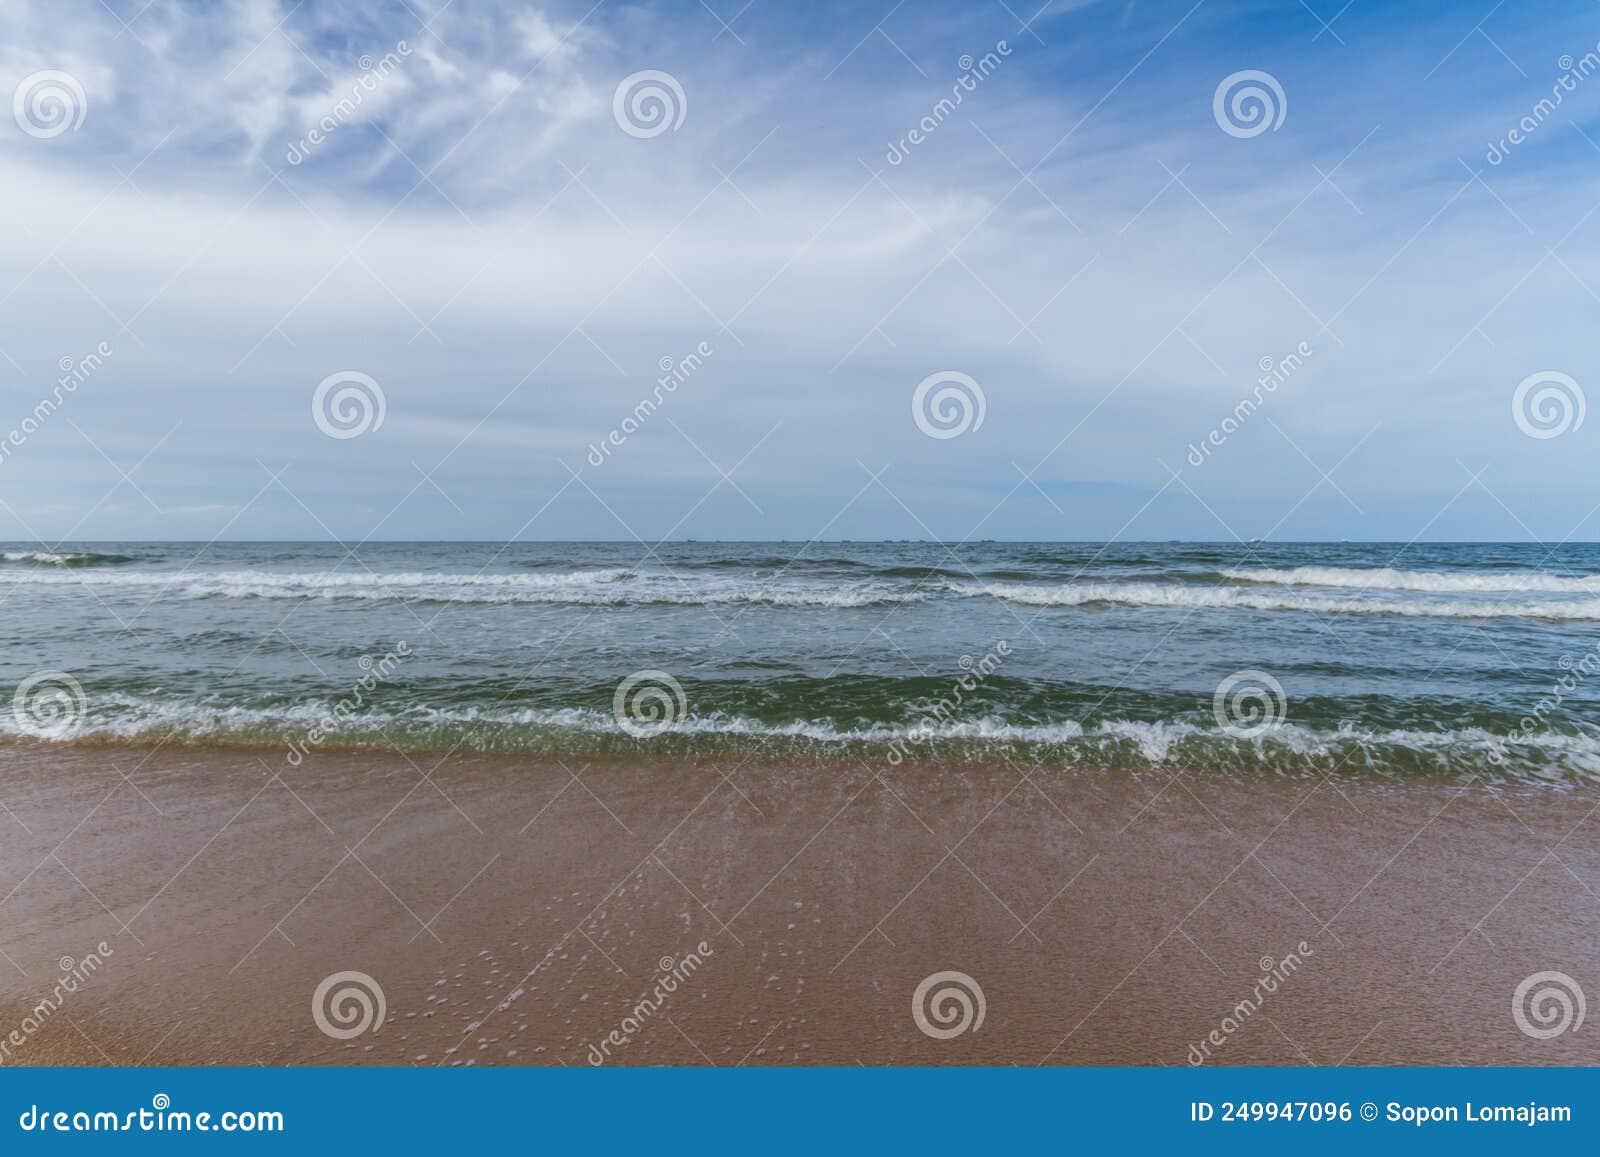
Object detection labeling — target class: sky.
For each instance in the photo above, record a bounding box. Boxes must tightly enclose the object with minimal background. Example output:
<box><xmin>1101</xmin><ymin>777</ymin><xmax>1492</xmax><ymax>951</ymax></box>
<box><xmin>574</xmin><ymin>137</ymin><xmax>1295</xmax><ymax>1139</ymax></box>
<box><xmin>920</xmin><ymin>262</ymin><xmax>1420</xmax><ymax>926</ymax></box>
<box><xmin>1</xmin><ymin>0</ymin><xmax>1598</xmax><ymax>542</ymax></box>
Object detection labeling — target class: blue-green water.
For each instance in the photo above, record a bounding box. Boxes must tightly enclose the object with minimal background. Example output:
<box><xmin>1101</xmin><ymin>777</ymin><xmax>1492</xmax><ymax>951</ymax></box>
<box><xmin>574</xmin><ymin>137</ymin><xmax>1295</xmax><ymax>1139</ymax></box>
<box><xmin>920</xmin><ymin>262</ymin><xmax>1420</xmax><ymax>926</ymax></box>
<box><xmin>4</xmin><ymin>541</ymin><xmax>1599</xmax><ymax>783</ymax></box>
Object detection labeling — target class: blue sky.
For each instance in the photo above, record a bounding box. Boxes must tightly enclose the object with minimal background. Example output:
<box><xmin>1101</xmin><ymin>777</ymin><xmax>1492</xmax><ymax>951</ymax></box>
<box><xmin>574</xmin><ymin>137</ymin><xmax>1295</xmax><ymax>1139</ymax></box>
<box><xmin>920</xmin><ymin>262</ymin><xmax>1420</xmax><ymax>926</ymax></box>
<box><xmin>1</xmin><ymin>0</ymin><xmax>1598</xmax><ymax>541</ymax></box>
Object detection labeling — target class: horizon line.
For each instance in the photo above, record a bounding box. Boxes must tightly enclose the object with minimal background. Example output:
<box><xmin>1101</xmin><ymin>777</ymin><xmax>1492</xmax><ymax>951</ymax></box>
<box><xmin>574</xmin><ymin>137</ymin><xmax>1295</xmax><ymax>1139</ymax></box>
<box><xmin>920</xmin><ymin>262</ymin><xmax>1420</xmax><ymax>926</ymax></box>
<box><xmin>9</xmin><ymin>539</ymin><xmax>1600</xmax><ymax>547</ymax></box>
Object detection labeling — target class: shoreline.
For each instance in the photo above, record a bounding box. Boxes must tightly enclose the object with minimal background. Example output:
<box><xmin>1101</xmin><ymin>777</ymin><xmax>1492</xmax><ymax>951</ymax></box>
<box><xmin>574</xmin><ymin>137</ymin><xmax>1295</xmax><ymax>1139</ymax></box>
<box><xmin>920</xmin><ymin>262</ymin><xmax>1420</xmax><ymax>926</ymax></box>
<box><xmin>1</xmin><ymin>742</ymin><xmax>1595</xmax><ymax>1066</ymax></box>
<box><xmin>1</xmin><ymin>731</ymin><xmax>1590</xmax><ymax>790</ymax></box>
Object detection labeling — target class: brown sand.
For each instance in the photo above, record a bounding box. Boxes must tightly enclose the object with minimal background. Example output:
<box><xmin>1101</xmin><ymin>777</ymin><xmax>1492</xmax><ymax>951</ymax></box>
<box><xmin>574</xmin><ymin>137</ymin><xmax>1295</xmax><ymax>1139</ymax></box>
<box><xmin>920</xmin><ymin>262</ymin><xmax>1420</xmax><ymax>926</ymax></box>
<box><xmin>0</xmin><ymin>741</ymin><xmax>1596</xmax><ymax>1067</ymax></box>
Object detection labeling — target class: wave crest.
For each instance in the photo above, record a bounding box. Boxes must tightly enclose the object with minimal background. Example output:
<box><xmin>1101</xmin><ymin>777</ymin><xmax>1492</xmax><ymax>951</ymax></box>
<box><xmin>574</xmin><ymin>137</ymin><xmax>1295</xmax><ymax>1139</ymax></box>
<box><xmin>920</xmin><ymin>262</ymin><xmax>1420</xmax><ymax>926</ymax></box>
<box><xmin>0</xmin><ymin>567</ymin><xmax>916</xmax><ymax>608</ymax></box>
<box><xmin>2</xmin><ymin>549</ymin><xmax>133</xmax><ymax>567</ymax></box>
<box><xmin>1225</xmin><ymin>565</ymin><xmax>1600</xmax><ymax>594</ymax></box>
<box><xmin>8</xmin><ymin>693</ymin><xmax>1597</xmax><ymax>784</ymax></box>
<box><xmin>954</xmin><ymin>580</ymin><xmax>1600</xmax><ymax>619</ymax></box>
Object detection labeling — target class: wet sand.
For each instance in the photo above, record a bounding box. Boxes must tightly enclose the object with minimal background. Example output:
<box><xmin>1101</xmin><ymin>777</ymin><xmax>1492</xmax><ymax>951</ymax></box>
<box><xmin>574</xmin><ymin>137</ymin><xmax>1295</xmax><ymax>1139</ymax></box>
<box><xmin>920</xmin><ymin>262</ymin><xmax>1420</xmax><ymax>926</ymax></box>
<box><xmin>0</xmin><ymin>741</ymin><xmax>1596</xmax><ymax>1066</ymax></box>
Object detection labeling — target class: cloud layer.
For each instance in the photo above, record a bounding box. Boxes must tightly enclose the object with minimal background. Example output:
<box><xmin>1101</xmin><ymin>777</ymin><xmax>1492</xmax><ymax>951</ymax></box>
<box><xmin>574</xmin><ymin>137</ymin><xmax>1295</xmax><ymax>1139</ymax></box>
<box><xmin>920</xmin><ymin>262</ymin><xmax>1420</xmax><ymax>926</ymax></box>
<box><xmin>2</xmin><ymin>0</ymin><xmax>1599</xmax><ymax>542</ymax></box>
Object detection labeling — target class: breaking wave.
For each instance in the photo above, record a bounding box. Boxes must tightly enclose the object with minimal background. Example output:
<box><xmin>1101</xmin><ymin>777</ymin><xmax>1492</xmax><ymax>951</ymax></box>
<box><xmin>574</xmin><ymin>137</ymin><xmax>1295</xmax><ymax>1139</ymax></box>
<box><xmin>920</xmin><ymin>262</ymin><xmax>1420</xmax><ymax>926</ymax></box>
<box><xmin>10</xmin><ymin>564</ymin><xmax>1600</xmax><ymax>618</ymax></box>
<box><xmin>0</xmin><ymin>567</ymin><xmax>918</xmax><ymax>608</ymax></box>
<box><xmin>1224</xmin><ymin>565</ymin><xmax>1600</xmax><ymax>594</ymax></box>
<box><xmin>7</xmin><ymin>691</ymin><xmax>1597</xmax><ymax>784</ymax></box>
<box><xmin>1</xmin><ymin>549</ymin><xmax>134</xmax><ymax>567</ymax></box>
<box><xmin>954</xmin><ymin>580</ymin><xmax>1600</xmax><ymax>619</ymax></box>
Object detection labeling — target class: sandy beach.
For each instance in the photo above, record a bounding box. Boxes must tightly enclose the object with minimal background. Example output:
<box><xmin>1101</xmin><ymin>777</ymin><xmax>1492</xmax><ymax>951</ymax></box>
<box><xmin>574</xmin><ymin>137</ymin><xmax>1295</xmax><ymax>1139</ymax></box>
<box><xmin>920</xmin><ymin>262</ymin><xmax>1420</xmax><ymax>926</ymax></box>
<box><xmin>1</xmin><ymin>740</ymin><xmax>1595</xmax><ymax>1067</ymax></box>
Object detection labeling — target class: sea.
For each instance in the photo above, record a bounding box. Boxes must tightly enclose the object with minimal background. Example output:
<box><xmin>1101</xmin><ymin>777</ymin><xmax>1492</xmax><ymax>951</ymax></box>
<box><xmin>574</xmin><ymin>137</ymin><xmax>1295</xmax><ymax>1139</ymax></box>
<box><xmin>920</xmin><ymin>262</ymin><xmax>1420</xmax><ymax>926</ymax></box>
<box><xmin>3</xmin><ymin>541</ymin><xmax>1599</xmax><ymax>784</ymax></box>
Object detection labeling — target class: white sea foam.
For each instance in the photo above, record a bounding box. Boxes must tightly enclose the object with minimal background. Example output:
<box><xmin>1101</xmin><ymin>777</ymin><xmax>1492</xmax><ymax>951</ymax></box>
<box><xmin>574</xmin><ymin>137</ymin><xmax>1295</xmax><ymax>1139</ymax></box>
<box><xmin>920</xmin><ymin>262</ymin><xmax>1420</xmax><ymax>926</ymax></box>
<box><xmin>0</xmin><ymin>566</ymin><xmax>635</xmax><ymax>589</ymax></box>
<box><xmin>952</xmin><ymin>580</ymin><xmax>1600</xmax><ymax>619</ymax></box>
<box><xmin>1225</xmin><ymin>565</ymin><xmax>1600</xmax><ymax>594</ymax></box>
<box><xmin>9</xmin><ymin>563</ymin><xmax>1600</xmax><ymax>617</ymax></box>
<box><xmin>9</xmin><ymin>695</ymin><xmax>1598</xmax><ymax>781</ymax></box>
<box><xmin>1</xmin><ymin>549</ymin><xmax>120</xmax><ymax>565</ymax></box>
<box><xmin>0</xmin><ymin>567</ymin><xmax>915</xmax><ymax>608</ymax></box>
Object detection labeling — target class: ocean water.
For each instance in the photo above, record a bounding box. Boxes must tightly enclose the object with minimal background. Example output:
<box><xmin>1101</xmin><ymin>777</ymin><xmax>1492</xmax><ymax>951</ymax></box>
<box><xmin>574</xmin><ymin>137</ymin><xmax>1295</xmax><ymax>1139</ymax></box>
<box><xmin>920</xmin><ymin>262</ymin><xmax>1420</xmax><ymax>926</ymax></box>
<box><xmin>3</xmin><ymin>541</ymin><xmax>1599</xmax><ymax>783</ymax></box>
